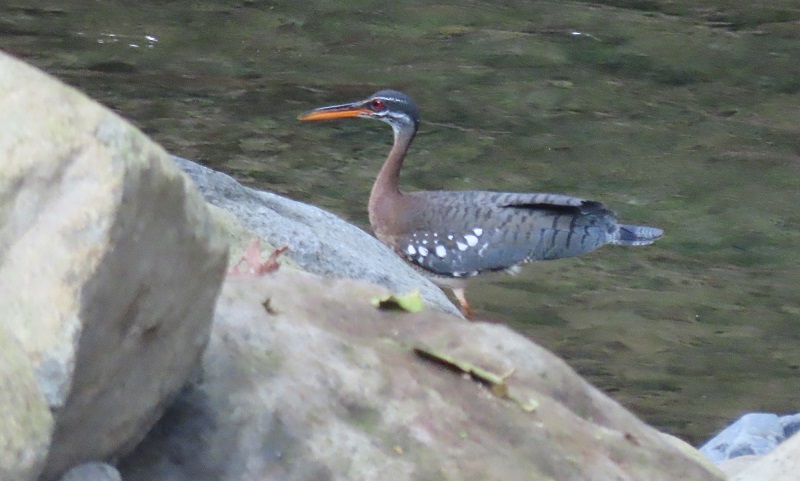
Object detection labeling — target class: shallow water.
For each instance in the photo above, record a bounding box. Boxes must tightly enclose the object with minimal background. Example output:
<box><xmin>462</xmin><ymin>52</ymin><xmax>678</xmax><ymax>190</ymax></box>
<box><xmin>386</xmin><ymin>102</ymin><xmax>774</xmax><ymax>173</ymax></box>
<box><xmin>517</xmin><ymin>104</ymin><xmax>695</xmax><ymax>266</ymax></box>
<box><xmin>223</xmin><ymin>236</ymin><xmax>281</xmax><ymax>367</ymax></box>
<box><xmin>4</xmin><ymin>0</ymin><xmax>799</xmax><ymax>445</ymax></box>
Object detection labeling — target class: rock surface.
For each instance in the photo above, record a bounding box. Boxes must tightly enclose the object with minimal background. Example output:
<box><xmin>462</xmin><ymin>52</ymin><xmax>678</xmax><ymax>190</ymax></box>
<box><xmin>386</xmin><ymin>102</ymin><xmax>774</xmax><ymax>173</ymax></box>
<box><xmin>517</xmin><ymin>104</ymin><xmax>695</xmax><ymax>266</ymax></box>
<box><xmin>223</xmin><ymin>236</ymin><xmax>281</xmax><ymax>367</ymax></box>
<box><xmin>700</xmin><ymin>412</ymin><xmax>800</xmax><ymax>463</ymax></box>
<box><xmin>173</xmin><ymin>155</ymin><xmax>461</xmax><ymax>317</ymax></box>
<box><xmin>700</xmin><ymin>412</ymin><xmax>800</xmax><ymax>478</ymax></box>
<box><xmin>718</xmin><ymin>455</ymin><xmax>760</xmax><ymax>478</ymax></box>
<box><xmin>0</xmin><ymin>51</ymin><xmax>228</xmax><ymax>480</ymax></box>
<box><xmin>732</xmin><ymin>432</ymin><xmax>800</xmax><ymax>481</ymax></box>
<box><xmin>58</xmin><ymin>462</ymin><xmax>122</xmax><ymax>481</ymax></box>
<box><xmin>0</xmin><ymin>327</ymin><xmax>53</xmax><ymax>481</ymax></box>
<box><xmin>119</xmin><ymin>268</ymin><xmax>725</xmax><ymax>481</ymax></box>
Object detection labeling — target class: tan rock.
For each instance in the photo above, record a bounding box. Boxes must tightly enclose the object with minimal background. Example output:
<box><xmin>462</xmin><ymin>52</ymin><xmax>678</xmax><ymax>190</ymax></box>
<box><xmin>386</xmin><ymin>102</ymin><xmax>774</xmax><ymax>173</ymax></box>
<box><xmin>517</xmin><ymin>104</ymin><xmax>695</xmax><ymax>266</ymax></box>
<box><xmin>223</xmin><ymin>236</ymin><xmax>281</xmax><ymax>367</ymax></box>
<box><xmin>0</xmin><ymin>326</ymin><xmax>53</xmax><ymax>481</ymax></box>
<box><xmin>661</xmin><ymin>433</ymin><xmax>726</xmax><ymax>478</ymax></box>
<box><xmin>719</xmin><ymin>454</ymin><xmax>760</xmax><ymax>477</ymax></box>
<box><xmin>0</xmin><ymin>51</ymin><xmax>228</xmax><ymax>480</ymax></box>
<box><xmin>120</xmin><ymin>269</ymin><xmax>725</xmax><ymax>481</ymax></box>
<box><xmin>733</xmin><ymin>433</ymin><xmax>800</xmax><ymax>481</ymax></box>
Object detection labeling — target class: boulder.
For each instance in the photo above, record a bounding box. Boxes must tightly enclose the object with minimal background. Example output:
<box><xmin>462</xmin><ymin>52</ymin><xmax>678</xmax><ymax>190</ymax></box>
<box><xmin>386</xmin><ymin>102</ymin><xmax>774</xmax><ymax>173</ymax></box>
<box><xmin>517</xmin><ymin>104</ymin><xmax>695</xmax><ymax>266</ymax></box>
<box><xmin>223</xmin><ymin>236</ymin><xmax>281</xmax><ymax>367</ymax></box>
<box><xmin>0</xmin><ymin>51</ymin><xmax>228</xmax><ymax>479</ymax></box>
<box><xmin>700</xmin><ymin>412</ymin><xmax>800</xmax><ymax>463</ymax></box>
<box><xmin>732</xmin><ymin>432</ymin><xmax>800</xmax><ymax>481</ymax></box>
<box><xmin>702</xmin><ymin>412</ymin><xmax>800</xmax><ymax>479</ymax></box>
<box><xmin>718</xmin><ymin>455</ymin><xmax>759</xmax><ymax>478</ymax></box>
<box><xmin>0</xmin><ymin>327</ymin><xmax>53</xmax><ymax>481</ymax></box>
<box><xmin>119</xmin><ymin>268</ymin><xmax>726</xmax><ymax>481</ymax></box>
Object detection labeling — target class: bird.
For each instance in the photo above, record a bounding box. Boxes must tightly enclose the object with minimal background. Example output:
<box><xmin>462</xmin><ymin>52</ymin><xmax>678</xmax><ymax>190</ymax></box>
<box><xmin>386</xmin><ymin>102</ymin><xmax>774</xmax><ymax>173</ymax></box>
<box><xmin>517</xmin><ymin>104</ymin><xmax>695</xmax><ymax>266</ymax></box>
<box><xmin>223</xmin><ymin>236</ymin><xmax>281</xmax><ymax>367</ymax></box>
<box><xmin>298</xmin><ymin>90</ymin><xmax>663</xmax><ymax>318</ymax></box>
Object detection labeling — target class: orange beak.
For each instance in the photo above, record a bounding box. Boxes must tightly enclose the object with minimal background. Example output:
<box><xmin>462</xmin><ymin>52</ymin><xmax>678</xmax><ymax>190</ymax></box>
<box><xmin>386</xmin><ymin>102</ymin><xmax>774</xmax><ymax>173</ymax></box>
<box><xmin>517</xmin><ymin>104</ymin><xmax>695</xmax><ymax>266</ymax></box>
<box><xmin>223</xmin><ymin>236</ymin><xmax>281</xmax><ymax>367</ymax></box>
<box><xmin>297</xmin><ymin>101</ymin><xmax>371</xmax><ymax>121</ymax></box>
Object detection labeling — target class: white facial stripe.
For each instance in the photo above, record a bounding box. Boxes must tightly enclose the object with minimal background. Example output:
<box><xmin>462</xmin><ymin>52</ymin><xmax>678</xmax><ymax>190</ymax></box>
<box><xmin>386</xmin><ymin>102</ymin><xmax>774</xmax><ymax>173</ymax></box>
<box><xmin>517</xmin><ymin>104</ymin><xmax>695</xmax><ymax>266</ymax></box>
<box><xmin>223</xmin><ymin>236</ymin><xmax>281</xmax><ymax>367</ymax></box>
<box><xmin>383</xmin><ymin>111</ymin><xmax>413</xmax><ymax>124</ymax></box>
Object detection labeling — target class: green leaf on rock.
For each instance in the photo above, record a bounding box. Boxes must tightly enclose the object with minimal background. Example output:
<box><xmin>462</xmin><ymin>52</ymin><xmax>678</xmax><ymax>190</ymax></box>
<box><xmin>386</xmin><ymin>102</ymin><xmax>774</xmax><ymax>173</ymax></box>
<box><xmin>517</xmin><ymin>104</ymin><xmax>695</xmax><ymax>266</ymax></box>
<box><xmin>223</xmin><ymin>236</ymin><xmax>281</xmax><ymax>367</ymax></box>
<box><xmin>371</xmin><ymin>290</ymin><xmax>425</xmax><ymax>313</ymax></box>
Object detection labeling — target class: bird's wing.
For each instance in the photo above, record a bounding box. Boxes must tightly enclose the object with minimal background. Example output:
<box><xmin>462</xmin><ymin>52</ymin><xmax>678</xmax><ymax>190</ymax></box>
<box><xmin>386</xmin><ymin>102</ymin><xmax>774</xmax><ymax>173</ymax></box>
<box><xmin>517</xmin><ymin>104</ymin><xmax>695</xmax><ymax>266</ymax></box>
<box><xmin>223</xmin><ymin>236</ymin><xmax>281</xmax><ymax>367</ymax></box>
<box><xmin>394</xmin><ymin>191</ymin><xmax>619</xmax><ymax>277</ymax></box>
<box><xmin>493</xmin><ymin>192</ymin><xmax>591</xmax><ymax>209</ymax></box>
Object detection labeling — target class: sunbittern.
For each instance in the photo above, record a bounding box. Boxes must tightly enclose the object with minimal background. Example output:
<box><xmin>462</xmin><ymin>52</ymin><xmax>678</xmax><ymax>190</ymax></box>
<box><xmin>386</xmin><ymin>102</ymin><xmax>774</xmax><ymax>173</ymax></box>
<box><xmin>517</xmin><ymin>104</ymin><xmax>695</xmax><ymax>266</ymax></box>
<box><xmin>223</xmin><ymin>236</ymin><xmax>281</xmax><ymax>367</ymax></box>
<box><xmin>298</xmin><ymin>90</ymin><xmax>663</xmax><ymax>318</ymax></box>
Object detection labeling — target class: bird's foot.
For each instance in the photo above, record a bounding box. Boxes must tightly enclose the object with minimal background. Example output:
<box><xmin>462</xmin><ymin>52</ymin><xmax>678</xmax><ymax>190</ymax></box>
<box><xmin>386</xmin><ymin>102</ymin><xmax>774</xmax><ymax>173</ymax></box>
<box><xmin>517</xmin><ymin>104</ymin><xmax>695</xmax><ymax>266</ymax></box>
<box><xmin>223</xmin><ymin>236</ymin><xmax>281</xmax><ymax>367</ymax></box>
<box><xmin>451</xmin><ymin>287</ymin><xmax>474</xmax><ymax>320</ymax></box>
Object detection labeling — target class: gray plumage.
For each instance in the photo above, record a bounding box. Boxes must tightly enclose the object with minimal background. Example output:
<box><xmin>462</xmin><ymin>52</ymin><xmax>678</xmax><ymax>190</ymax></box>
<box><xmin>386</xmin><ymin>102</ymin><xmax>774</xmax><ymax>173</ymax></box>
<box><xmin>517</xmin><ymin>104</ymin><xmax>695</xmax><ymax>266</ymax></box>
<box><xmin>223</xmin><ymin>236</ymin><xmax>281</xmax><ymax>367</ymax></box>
<box><xmin>390</xmin><ymin>190</ymin><xmax>663</xmax><ymax>278</ymax></box>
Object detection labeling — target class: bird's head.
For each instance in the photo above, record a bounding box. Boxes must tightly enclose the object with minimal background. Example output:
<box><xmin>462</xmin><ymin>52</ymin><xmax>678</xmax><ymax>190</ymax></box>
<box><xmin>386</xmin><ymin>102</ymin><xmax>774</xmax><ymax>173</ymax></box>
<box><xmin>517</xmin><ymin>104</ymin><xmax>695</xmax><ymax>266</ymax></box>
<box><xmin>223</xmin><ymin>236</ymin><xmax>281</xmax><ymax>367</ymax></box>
<box><xmin>298</xmin><ymin>90</ymin><xmax>420</xmax><ymax>135</ymax></box>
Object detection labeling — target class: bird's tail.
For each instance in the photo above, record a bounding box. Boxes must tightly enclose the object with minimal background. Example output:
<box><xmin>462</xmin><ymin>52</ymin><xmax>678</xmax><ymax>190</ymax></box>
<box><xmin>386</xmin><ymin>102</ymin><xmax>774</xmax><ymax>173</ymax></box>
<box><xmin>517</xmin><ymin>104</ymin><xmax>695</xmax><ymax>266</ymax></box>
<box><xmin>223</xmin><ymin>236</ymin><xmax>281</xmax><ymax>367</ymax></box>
<box><xmin>613</xmin><ymin>224</ymin><xmax>664</xmax><ymax>246</ymax></box>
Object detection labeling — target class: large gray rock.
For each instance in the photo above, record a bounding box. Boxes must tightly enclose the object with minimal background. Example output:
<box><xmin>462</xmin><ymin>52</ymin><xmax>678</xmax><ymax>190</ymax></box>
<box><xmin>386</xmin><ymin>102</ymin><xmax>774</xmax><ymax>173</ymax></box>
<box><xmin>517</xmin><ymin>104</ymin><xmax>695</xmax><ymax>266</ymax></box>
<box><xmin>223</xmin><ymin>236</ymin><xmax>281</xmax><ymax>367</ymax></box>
<box><xmin>700</xmin><ymin>412</ymin><xmax>799</xmax><ymax>463</ymax></box>
<box><xmin>0</xmin><ymin>327</ymin><xmax>53</xmax><ymax>481</ymax></box>
<box><xmin>0</xmin><ymin>52</ymin><xmax>228</xmax><ymax>479</ymax></box>
<box><xmin>119</xmin><ymin>269</ymin><xmax>725</xmax><ymax>481</ymax></box>
<box><xmin>173</xmin><ymin>155</ymin><xmax>461</xmax><ymax>316</ymax></box>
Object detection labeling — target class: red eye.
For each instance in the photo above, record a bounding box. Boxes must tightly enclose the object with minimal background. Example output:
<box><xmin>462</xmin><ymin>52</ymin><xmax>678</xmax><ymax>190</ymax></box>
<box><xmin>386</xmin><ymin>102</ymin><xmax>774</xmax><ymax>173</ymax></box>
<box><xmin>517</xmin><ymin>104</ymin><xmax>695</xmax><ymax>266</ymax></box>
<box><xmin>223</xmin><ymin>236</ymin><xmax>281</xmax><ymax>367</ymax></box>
<box><xmin>371</xmin><ymin>99</ymin><xmax>384</xmax><ymax>111</ymax></box>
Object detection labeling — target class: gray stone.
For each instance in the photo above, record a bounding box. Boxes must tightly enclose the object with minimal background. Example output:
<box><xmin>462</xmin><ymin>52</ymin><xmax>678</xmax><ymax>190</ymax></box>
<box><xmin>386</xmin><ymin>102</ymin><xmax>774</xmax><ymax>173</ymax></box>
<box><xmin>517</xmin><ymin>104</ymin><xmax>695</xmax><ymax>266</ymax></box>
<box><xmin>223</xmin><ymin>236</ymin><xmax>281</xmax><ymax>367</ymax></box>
<box><xmin>700</xmin><ymin>413</ymin><xmax>784</xmax><ymax>463</ymax></box>
<box><xmin>779</xmin><ymin>413</ymin><xmax>800</xmax><ymax>439</ymax></box>
<box><xmin>172</xmin><ymin>155</ymin><xmax>461</xmax><ymax>316</ymax></box>
<box><xmin>59</xmin><ymin>462</ymin><xmax>122</xmax><ymax>481</ymax></box>
<box><xmin>0</xmin><ymin>51</ymin><xmax>228</xmax><ymax>480</ymax></box>
<box><xmin>700</xmin><ymin>411</ymin><xmax>800</xmax><ymax>472</ymax></box>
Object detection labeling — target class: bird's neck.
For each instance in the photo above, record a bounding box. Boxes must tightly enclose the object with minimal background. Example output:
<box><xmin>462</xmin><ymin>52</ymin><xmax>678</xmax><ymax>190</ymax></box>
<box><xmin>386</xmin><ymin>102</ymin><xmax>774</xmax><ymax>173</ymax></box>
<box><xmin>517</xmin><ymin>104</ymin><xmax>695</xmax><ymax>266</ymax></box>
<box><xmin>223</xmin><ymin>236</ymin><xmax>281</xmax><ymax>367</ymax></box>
<box><xmin>369</xmin><ymin>126</ymin><xmax>414</xmax><ymax>235</ymax></box>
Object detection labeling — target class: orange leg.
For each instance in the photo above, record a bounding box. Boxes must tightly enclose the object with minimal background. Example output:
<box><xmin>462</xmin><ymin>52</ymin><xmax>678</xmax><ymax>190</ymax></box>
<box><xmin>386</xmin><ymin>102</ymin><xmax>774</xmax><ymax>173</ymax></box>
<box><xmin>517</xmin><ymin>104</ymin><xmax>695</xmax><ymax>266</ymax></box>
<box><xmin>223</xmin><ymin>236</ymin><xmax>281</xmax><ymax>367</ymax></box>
<box><xmin>451</xmin><ymin>287</ymin><xmax>474</xmax><ymax>320</ymax></box>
